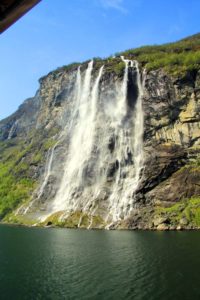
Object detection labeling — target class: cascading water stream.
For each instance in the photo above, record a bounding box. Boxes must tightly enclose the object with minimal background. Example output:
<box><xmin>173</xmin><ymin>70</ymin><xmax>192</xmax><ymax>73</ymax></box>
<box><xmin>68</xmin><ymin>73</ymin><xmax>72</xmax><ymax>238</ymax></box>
<box><xmin>106</xmin><ymin>57</ymin><xmax>144</xmax><ymax>223</ymax></box>
<box><xmin>22</xmin><ymin>57</ymin><xmax>145</xmax><ymax>227</ymax></box>
<box><xmin>22</xmin><ymin>141</ymin><xmax>59</xmax><ymax>215</ymax></box>
<box><xmin>132</xmin><ymin>61</ymin><xmax>144</xmax><ymax>191</ymax></box>
<box><xmin>8</xmin><ymin>120</ymin><xmax>18</xmax><ymax>140</ymax></box>
<box><xmin>68</xmin><ymin>66</ymin><xmax>82</xmax><ymax>132</ymax></box>
<box><xmin>51</xmin><ymin>61</ymin><xmax>104</xmax><ymax>214</ymax></box>
<box><xmin>37</xmin><ymin>142</ymin><xmax>58</xmax><ymax>199</ymax></box>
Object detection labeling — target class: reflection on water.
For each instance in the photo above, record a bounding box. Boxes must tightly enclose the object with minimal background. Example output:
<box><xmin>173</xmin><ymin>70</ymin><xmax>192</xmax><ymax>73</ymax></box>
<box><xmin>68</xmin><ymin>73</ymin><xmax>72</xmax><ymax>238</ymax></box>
<box><xmin>0</xmin><ymin>226</ymin><xmax>200</xmax><ymax>300</ymax></box>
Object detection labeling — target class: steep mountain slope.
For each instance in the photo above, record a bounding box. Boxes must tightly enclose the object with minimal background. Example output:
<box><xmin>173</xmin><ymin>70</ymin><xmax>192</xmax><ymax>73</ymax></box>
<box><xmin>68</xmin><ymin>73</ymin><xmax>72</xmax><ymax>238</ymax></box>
<box><xmin>1</xmin><ymin>33</ymin><xmax>200</xmax><ymax>229</ymax></box>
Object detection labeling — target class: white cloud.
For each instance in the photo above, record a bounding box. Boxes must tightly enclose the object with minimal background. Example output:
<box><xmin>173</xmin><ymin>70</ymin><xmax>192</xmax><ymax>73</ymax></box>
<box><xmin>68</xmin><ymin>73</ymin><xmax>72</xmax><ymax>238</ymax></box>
<box><xmin>100</xmin><ymin>0</ymin><xmax>127</xmax><ymax>13</ymax></box>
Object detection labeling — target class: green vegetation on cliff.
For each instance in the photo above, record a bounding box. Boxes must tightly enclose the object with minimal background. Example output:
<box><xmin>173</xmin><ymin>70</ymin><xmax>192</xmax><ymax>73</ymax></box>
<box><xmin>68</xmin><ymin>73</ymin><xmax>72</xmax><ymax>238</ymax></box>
<box><xmin>155</xmin><ymin>197</ymin><xmax>200</xmax><ymax>228</ymax></box>
<box><xmin>0</xmin><ymin>139</ymin><xmax>35</xmax><ymax>219</ymax></box>
<box><xmin>119</xmin><ymin>33</ymin><xmax>200</xmax><ymax>76</ymax></box>
<box><xmin>0</xmin><ymin>128</ymin><xmax>59</xmax><ymax>220</ymax></box>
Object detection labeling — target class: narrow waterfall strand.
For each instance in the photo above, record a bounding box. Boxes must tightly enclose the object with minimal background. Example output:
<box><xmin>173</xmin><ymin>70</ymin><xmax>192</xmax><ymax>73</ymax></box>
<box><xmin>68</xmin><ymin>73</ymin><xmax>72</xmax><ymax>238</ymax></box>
<box><xmin>51</xmin><ymin>61</ymin><xmax>103</xmax><ymax>213</ymax></box>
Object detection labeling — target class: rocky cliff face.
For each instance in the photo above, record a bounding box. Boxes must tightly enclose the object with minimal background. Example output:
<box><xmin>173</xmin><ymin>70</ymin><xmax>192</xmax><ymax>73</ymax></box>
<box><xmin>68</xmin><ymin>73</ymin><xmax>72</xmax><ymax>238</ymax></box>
<box><xmin>1</xmin><ymin>43</ymin><xmax>200</xmax><ymax>230</ymax></box>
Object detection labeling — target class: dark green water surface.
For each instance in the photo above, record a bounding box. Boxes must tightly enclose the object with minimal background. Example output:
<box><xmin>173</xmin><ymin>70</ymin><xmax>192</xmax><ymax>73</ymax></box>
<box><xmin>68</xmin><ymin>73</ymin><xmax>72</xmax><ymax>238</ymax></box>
<box><xmin>0</xmin><ymin>225</ymin><xmax>200</xmax><ymax>300</ymax></box>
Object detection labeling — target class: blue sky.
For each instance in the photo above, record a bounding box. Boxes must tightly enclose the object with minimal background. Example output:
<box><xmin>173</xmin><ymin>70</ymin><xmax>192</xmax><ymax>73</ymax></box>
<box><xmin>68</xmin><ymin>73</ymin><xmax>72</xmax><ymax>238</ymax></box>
<box><xmin>0</xmin><ymin>0</ymin><xmax>200</xmax><ymax>119</ymax></box>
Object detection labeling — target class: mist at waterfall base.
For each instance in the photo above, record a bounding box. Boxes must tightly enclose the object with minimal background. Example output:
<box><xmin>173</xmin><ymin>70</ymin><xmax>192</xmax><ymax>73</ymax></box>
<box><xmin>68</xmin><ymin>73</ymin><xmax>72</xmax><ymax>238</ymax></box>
<box><xmin>22</xmin><ymin>58</ymin><xmax>145</xmax><ymax>226</ymax></box>
<box><xmin>1</xmin><ymin>225</ymin><xmax>200</xmax><ymax>300</ymax></box>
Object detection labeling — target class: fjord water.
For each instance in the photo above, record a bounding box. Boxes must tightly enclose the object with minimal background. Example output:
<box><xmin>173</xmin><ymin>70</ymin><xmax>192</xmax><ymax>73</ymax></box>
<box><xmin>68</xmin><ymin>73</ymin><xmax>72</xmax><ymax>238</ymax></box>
<box><xmin>1</xmin><ymin>226</ymin><xmax>200</xmax><ymax>300</ymax></box>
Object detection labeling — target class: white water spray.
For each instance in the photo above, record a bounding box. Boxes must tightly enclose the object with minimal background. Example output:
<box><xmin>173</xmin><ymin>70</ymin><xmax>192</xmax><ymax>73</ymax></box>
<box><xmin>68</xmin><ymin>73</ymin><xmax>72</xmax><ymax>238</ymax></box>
<box><xmin>106</xmin><ymin>57</ymin><xmax>145</xmax><ymax>223</ymax></box>
<box><xmin>8</xmin><ymin>120</ymin><xmax>18</xmax><ymax>139</ymax></box>
<box><xmin>37</xmin><ymin>142</ymin><xmax>58</xmax><ymax>199</ymax></box>
<box><xmin>51</xmin><ymin>61</ymin><xmax>105</xmax><ymax>213</ymax></box>
<box><xmin>23</xmin><ymin>58</ymin><xmax>145</xmax><ymax>226</ymax></box>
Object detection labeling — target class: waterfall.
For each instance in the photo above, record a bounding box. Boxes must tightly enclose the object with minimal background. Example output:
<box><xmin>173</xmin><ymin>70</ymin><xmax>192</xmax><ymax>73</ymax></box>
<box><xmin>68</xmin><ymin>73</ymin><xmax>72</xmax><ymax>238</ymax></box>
<box><xmin>22</xmin><ymin>141</ymin><xmax>59</xmax><ymax>215</ymax></box>
<box><xmin>91</xmin><ymin>65</ymin><xmax>104</xmax><ymax>121</ymax></box>
<box><xmin>24</xmin><ymin>57</ymin><xmax>145</xmax><ymax>226</ymax></box>
<box><xmin>133</xmin><ymin>61</ymin><xmax>144</xmax><ymax>190</ymax></box>
<box><xmin>106</xmin><ymin>58</ymin><xmax>144</xmax><ymax>223</ymax></box>
<box><xmin>68</xmin><ymin>66</ymin><xmax>82</xmax><ymax>132</ymax></box>
<box><xmin>8</xmin><ymin>120</ymin><xmax>18</xmax><ymax>139</ymax></box>
<box><xmin>51</xmin><ymin>61</ymin><xmax>105</xmax><ymax>213</ymax></box>
<box><xmin>37</xmin><ymin>142</ymin><xmax>58</xmax><ymax>199</ymax></box>
<box><xmin>79</xmin><ymin>60</ymin><xmax>93</xmax><ymax>118</ymax></box>
<box><xmin>117</xmin><ymin>56</ymin><xmax>129</xmax><ymax>117</ymax></box>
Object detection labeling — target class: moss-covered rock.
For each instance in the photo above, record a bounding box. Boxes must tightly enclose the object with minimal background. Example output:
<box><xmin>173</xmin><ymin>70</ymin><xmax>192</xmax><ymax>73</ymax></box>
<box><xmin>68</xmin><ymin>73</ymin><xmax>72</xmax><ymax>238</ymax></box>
<box><xmin>153</xmin><ymin>197</ymin><xmax>200</xmax><ymax>228</ymax></box>
<box><xmin>42</xmin><ymin>211</ymin><xmax>106</xmax><ymax>229</ymax></box>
